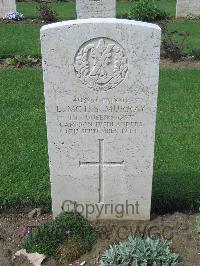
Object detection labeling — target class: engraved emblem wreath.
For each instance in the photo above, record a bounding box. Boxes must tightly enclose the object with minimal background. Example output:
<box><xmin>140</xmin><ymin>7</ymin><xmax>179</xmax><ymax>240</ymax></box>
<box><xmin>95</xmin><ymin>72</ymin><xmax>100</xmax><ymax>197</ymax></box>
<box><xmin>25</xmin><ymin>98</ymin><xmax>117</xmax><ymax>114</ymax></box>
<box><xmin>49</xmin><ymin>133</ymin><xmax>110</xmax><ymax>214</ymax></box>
<box><xmin>74</xmin><ymin>37</ymin><xmax>128</xmax><ymax>91</ymax></box>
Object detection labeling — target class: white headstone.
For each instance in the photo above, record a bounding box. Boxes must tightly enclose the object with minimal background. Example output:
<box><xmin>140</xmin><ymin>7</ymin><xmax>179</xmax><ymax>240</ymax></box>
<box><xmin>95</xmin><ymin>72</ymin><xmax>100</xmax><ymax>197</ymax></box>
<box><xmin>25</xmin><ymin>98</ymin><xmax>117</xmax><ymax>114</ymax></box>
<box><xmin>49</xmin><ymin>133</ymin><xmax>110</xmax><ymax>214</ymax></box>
<box><xmin>41</xmin><ymin>18</ymin><xmax>161</xmax><ymax>220</ymax></box>
<box><xmin>76</xmin><ymin>0</ymin><xmax>116</xmax><ymax>19</ymax></box>
<box><xmin>0</xmin><ymin>0</ymin><xmax>16</xmax><ymax>18</ymax></box>
<box><xmin>176</xmin><ymin>0</ymin><xmax>200</xmax><ymax>17</ymax></box>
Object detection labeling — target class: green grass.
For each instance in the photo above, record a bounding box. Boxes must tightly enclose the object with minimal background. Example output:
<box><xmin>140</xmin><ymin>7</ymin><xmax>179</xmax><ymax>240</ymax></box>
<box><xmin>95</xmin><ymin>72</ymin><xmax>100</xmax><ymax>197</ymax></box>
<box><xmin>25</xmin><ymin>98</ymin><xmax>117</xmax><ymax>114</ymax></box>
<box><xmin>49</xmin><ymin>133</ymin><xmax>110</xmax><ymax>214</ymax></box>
<box><xmin>0</xmin><ymin>1</ymin><xmax>197</xmax><ymax>58</ymax></box>
<box><xmin>0</xmin><ymin>24</ymin><xmax>41</xmax><ymax>58</ymax></box>
<box><xmin>0</xmin><ymin>69</ymin><xmax>50</xmax><ymax>209</ymax></box>
<box><xmin>166</xmin><ymin>20</ymin><xmax>200</xmax><ymax>54</ymax></box>
<box><xmin>157</xmin><ymin>0</ymin><xmax>176</xmax><ymax>17</ymax></box>
<box><xmin>16</xmin><ymin>0</ymin><xmax>176</xmax><ymax>19</ymax></box>
<box><xmin>17</xmin><ymin>2</ymin><xmax>76</xmax><ymax>20</ymax></box>
<box><xmin>0</xmin><ymin>21</ymin><xmax>199</xmax><ymax>58</ymax></box>
<box><xmin>152</xmin><ymin>68</ymin><xmax>200</xmax><ymax>213</ymax></box>
<box><xmin>117</xmin><ymin>0</ymin><xmax>176</xmax><ymax>17</ymax></box>
<box><xmin>0</xmin><ymin>68</ymin><xmax>200</xmax><ymax>213</ymax></box>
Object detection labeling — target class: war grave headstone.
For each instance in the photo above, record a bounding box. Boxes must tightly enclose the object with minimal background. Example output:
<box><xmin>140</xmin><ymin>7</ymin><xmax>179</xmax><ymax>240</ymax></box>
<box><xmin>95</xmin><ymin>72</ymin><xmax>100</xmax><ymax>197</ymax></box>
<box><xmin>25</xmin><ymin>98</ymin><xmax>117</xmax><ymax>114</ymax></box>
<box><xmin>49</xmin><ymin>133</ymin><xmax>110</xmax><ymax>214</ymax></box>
<box><xmin>76</xmin><ymin>0</ymin><xmax>116</xmax><ymax>19</ymax></box>
<box><xmin>41</xmin><ymin>0</ymin><xmax>161</xmax><ymax>220</ymax></box>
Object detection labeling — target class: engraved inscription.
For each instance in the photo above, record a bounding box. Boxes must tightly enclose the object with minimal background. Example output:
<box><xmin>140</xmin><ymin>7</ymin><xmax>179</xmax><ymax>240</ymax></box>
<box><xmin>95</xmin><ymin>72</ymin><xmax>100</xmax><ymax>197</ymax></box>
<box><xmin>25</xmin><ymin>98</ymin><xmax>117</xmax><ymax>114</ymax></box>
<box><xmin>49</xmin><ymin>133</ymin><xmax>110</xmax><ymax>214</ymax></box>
<box><xmin>74</xmin><ymin>38</ymin><xmax>128</xmax><ymax>91</ymax></box>
<box><xmin>79</xmin><ymin>139</ymin><xmax>124</xmax><ymax>203</ymax></box>
<box><xmin>57</xmin><ymin>96</ymin><xmax>145</xmax><ymax>135</ymax></box>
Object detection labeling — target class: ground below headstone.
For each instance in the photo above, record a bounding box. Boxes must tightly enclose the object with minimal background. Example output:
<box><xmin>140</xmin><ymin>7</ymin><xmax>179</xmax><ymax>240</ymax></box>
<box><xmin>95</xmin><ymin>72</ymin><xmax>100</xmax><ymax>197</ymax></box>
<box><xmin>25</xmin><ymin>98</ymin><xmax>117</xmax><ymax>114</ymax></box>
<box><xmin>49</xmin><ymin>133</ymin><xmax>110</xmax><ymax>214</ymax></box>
<box><xmin>0</xmin><ymin>212</ymin><xmax>199</xmax><ymax>265</ymax></box>
<box><xmin>160</xmin><ymin>59</ymin><xmax>200</xmax><ymax>68</ymax></box>
<box><xmin>0</xmin><ymin>59</ymin><xmax>199</xmax><ymax>69</ymax></box>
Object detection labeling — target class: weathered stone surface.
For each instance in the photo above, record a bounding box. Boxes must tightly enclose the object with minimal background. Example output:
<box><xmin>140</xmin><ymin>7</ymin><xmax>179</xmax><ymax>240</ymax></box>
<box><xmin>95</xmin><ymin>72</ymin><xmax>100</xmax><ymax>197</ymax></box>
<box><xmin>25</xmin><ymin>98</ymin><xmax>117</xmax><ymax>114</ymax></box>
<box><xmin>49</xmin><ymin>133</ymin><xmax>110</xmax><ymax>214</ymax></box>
<box><xmin>176</xmin><ymin>0</ymin><xmax>200</xmax><ymax>18</ymax></box>
<box><xmin>0</xmin><ymin>0</ymin><xmax>16</xmax><ymax>18</ymax></box>
<box><xmin>41</xmin><ymin>19</ymin><xmax>161</xmax><ymax>220</ymax></box>
<box><xmin>76</xmin><ymin>0</ymin><xmax>116</xmax><ymax>19</ymax></box>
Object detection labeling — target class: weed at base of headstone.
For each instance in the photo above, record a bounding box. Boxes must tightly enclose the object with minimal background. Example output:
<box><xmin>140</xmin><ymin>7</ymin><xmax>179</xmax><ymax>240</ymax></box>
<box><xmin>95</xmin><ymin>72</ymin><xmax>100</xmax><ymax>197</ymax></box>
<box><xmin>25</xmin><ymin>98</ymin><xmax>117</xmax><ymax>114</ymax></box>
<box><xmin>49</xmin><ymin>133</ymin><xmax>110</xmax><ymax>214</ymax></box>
<box><xmin>21</xmin><ymin>212</ymin><xmax>97</xmax><ymax>263</ymax></box>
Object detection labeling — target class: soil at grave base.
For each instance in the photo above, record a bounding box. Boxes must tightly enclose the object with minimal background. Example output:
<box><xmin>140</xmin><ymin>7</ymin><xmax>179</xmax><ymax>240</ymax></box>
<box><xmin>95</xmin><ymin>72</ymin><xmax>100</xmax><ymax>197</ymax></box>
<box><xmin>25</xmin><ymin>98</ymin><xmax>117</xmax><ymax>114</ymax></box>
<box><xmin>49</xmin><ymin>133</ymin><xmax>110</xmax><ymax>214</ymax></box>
<box><xmin>160</xmin><ymin>58</ymin><xmax>200</xmax><ymax>68</ymax></box>
<box><xmin>0</xmin><ymin>18</ymin><xmax>45</xmax><ymax>25</ymax></box>
<box><xmin>0</xmin><ymin>212</ymin><xmax>199</xmax><ymax>266</ymax></box>
<box><xmin>0</xmin><ymin>59</ymin><xmax>42</xmax><ymax>69</ymax></box>
<box><xmin>0</xmin><ymin>59</ymin><xmax>200</xmax><ymax>69</ymax></box>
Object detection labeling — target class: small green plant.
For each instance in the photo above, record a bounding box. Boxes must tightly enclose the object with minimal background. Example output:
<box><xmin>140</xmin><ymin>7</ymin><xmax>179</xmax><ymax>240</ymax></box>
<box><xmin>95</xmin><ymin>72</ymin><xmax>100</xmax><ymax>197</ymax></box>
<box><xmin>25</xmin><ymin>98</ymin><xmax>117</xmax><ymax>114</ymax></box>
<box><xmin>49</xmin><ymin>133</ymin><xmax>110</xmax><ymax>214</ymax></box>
<box><xmin>197</xmin><ymin>215</ymin><xmax>200</xmax><ymax>233</ymax></box>
<box><xmin>58</xmin><ymin>237</ymin><xmax>82</xmax><ymax>263</ymax></box>
<box><xmin>21</xmin><ymin>212</ymin><xmax>97</xmax><ymax>263</ymax></box>
<box><xmin>37</xmin><ymin>3</ymin><xmax>57</xmax><ymax>22</ymax></box>
<box><xmin>6</xmin><ymin>54</ymin><xmax>25</xmax><ymax>66</ymax></box>
<box><xmin>100</xmin><ymin>236</ymin><xmax>180</xmax><ymax>265</ymax></box>
<box><xmin>161</xmin><ymin>26</ymin><xmax>189</xmax><ymax>62</ymax></box>
<box><xmin>187</xmin><ymin>13</ymin><xmax>200</xmax><ymax>19</ymax></box>
<box><xmin>128</xmin><ymin>0</ymin><xmax>168</xmax><ymax>22</ymax></box>
<box><xmin>5</xmin><ymin>55</ymin><xmax>40</xmax><ymax>67</ymax></box>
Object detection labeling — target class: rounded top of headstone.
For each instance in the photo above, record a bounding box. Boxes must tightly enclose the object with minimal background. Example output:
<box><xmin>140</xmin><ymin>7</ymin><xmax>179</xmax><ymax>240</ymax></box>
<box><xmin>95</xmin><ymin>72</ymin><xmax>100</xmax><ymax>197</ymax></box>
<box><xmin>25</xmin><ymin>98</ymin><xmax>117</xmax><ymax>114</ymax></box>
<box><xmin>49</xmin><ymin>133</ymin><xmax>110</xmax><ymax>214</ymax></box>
<box><xmin>41</xmin><ymin>18</ymin><xmax>161</xmax><ymax>33</ymax></box>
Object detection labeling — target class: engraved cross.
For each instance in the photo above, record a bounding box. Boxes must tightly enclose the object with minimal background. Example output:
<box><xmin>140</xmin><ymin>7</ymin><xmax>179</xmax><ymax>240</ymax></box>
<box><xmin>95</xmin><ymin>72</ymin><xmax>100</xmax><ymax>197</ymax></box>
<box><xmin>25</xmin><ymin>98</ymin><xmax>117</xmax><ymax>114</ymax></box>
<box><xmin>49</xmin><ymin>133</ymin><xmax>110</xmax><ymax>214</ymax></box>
<box><xmin>79</xmin><ymin>139</ymin><xmax>124</xmax><ymax>203</ymax></box>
